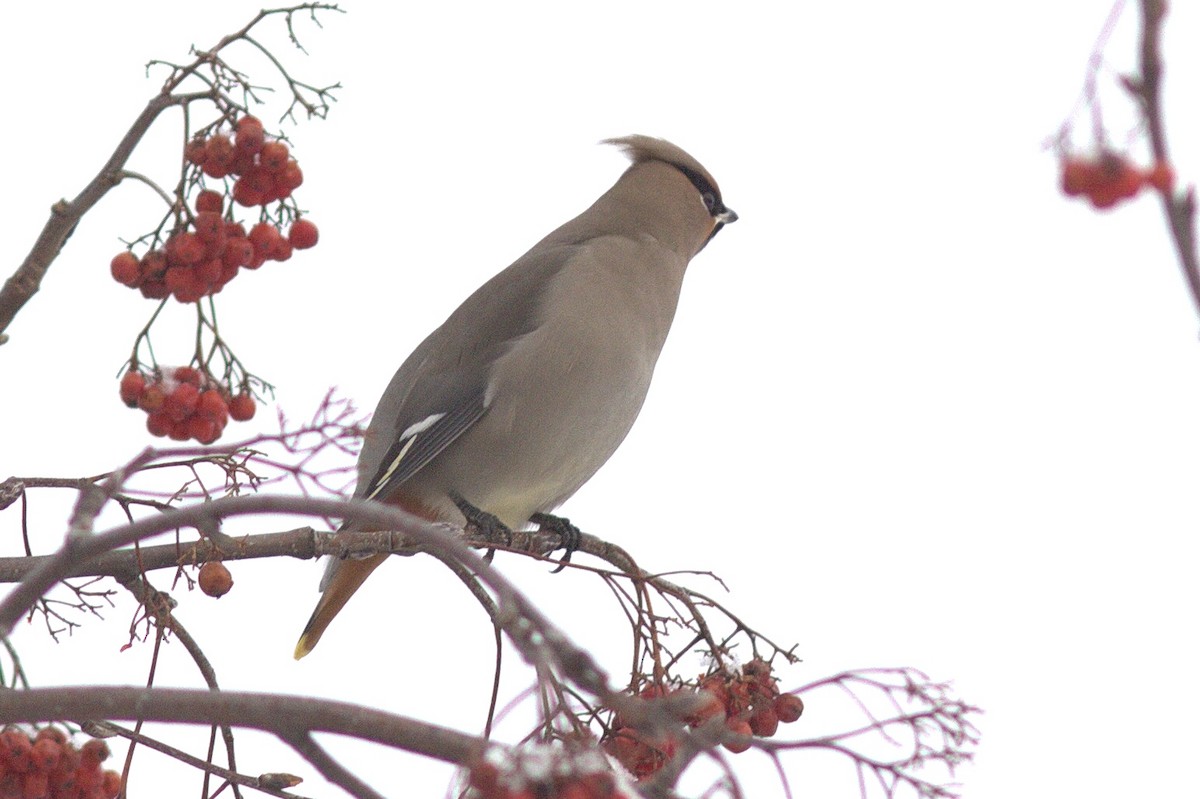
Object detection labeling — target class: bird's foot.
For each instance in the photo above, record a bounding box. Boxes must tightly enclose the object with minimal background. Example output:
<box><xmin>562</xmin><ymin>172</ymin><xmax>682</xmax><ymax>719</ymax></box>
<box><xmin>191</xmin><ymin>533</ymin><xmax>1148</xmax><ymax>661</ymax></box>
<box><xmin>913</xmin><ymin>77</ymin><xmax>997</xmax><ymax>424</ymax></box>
<box><xmin>453</xmin><ymin>495</ymin><xmax>512</xmax><ymax>562</ymax></box>
<box><xmin>530</xmin><ymin>512</ymin><xmax>582</xmax><ymax>573</ymax></box>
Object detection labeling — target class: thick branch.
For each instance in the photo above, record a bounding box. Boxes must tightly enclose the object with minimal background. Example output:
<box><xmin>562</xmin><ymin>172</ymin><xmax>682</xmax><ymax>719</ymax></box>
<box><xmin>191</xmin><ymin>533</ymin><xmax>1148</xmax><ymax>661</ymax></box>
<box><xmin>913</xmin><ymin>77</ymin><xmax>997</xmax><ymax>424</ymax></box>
<box><xmin>0</xmin><ymin>527</ymin><xmax>327</xmax><ymax>583</ymax></box>
<box><xmin>0</xmin><ymin>686</ymin><xmax>480</xmax><ymax>766</ymax></box>
<box><xmin>0</xmin><ymin>494</ymin><xmax>427</xmax><ymax>635</ymax></box>
<box><xmin>0</xmin><ymin>523</ymin><xmax>621</xmax><ymax>584</ymax></box>
<box><xmin>0</xmin><ymin>493</ymin><xmax>622</xmax><ymax>714</ymax></box>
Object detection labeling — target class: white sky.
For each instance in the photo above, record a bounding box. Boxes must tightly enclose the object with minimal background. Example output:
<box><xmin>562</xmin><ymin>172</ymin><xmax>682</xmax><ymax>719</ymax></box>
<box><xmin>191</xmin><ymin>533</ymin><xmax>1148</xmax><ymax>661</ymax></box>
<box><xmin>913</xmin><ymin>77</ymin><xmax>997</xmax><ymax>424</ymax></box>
<box><xmin>3</xmin><ymin>2</ymin><xmax>1200</xmax><ymax>798</ymax></box>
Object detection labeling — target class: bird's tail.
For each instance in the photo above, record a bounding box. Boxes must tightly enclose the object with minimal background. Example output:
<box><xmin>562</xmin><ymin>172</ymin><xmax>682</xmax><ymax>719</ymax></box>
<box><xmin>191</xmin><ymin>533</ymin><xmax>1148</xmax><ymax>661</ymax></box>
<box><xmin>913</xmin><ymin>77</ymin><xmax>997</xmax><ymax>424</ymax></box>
<box><xmin>293</xmin><ymin>554</ymin><xmax>388</xmax><ymax>659</ymax></box>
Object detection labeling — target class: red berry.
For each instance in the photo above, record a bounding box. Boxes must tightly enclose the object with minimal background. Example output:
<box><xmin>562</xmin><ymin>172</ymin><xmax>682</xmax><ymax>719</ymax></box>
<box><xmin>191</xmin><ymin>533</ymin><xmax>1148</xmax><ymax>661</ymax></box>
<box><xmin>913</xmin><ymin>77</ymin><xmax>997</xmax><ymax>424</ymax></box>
<box><xmin>193</xmin><ymin>211</ymin><xmax>224</xmax><ymax>242</ymax></box>
<box><xmin>22</xmin><ymin>771</ymin><xmax>48</xmax><ymax>799</ymax></box>
<box><xmin>686</xmin><ymin>689</ymin><xmax>726</xmax><ymax>726</ymax></box>
<box><xmin>229</xmin><ymin>150</ymin><xmax>257</xmax><ymax>177</ymax></box>
<box><xmin>228</xmin><ymin>393</ymin><xmax>257</xmax><ymax>421</ymax></box>
<box><xmin>1081</xmin><ymin>153</ymin><xmax>1143</xmax><ymax>209</ymax></box>
<box><xmin>166</xmin><ymin>232</ymin><xmax>205</xmax><ymax>267</ymax></box>
<box><xmin>110</xmin><ymin>251</ymin><xmax>140</xmax><ymax>286</ymax></box>
<box><xmin>1060</xmin><ymin>157</ymin><xmax>1099</xmax><ymax>197</ymax></box>
<box><xmin>235</xmin><ymin>117</ymin><xmax>265</xmax><ymax>156</ymax></box>
<box><xmin>467</xmin><ymin>762</ymin><xmax>500</xmax><ymax>793</ymax></box>
<box><xmin>244</xmin><ymin>165</ymin><xmax>274</xmax><ymax>195</ymax></box>
<box><xmin>288</xmin><ymin>219</ymin><xmax>319</xmax><ymax>249</ymax></box>
<box><xmin>270</xmin><ymin>238</ymin><xmax>294</xmax><ymax>262</ymax></box>
<box><xmin>195</xmin><ymin>189</ymin><xmax>224</xmax><ymax>214</ymax></box>
<box><xmin>185</xmin><ymin>138</ymin><xmax>208</xmax><ymax>165</ymax></box>
<box><xmin>138</xmin><ymin>384</ymin><xmax>166</xmax><ymax>413</ymax></box>
<box><xmin>259</xmin><ymin>141</ymin><xmax>290</xmax><ymax>172</ymax></box>
<box><xmin>100</xmin><ymin>770</ymin><xmax>123</xmax><ymax>799</ymax></box>
<box><xmin>201</xmin><ymin>160</ymin><xmax>230</xmax><ymax>179</ymax></box>
<box><xmin>146</xmin><ymin>412</ymin><xmax>172</xmax><ymax>437</ymax></box>
<box><xmin>198</xmin><ymin>561</ymin><xmax>233</xmax><ymax>597</ymax></box>
<box><xmin>187</xmin><ymin>415</ymin><xmax>220</xmax><ymax>444</ymax></box>
<box><xmin>33</xmin><ymin>728</ymin><xmax>67</xmax><ymax>746</ymax></box>
<box><xmin>232</xmin><ymin>178</ymin><xmax>265</xmax><ymax>208</ymax></box>
<box><xmin>164</xmin><ymin>266</ymin><xmax>192</xmax><ymax>294</ymax></box>
<box><xmin>236</xmin><ymin>115</ymin><xmax>264</xmax><ymax>133</ymax></box>
<box><xmin>174</xmin><ymin>272</ymin><xmax>209</xmax><ymax>303</ymax></box>
<box><xmin>222</xmin><ymin>238</ymin><xmax>253</xmax><ymax>268</ymax></box>
<box><xmin>2</xmin><ymin>731</ymin><xmax>33</xmax><ymax>772</ymax></box>
<box><xmin>197</xmin><ymin>389</ymin><xmax>229</xmax><ymax>421</ymax></box>
<box><xmin>173</xmin><ymin>366</ymin><xmax>202</xmax><ymax>386</ymax></box>
<box><xmin>722</xmin><ymin>718</ymin><xmax>753</xmax><ymax>753</ymax></box>
<box><xmin>206</xmin><ymin>134</ymin><xmax>235</xmax><ymax>169</ymax></box>
<box><xmin>1147</xmin><ymin>160</ymin><xmax>1176</xmax><ymax>193</ymax></box>
<box><xmin>139</xmin><ymin>279</ymin><xmax>169</xmax><ymax>300</ymax></box>
<box><xmin>119</xmin><ymin>371</ymin><xmax>146</xmax><ymax>407</ymax></box>
<box><xmin>197</xmin><ymin>258</ymin><xmax>223</xmax><ymax>285</ymax></box>
<box><xmin>203</xmin><ymin>239</ymin><xmax>227</xmax><ymax>265</ymax></box>
<box><xmin>748</xmin><ymin>706</ymin><xmax>779</xmax><ymax>737</ymax></box>
<box><xmin>216</xmin><ymin>261</ymin><xmax>240</xmax><ymax>288</ymax></box>
<box><xmin>140</xmin><ymin>250</ymin><xmax>168</xmax><ymax>281</ymax></box>
<box><xmin>278</xmin><ymin>160</ymin><xmax>304</xmax><ymax>192</ymax></box>
<box><xmin>164</xmin><ymin>382</ymin><xmax>201</xmax><ymax>422</ymax></box>
<box><xmin>557</xmin><ymin>783</ymin><xmax>590</xmax><ymax>799</ymax></box>
<box><xmin>77</xmin><ymin>766</ymin><xmax>103</xmax><ymax>792</ymax></box>
<box><xmin>1110</xmin><ymin>160</ymin><xmax>1144</xmax><ymax>200</ymax></box>
<box><xmin>773</xmin><ymin>693</ymin><xmax>804</xmax><ymax>723</ymax></box>
<box><xmin>31</xmin><ymin>738</ymin><xmax>62</xmax><ymax>772</ymax></box>
<box><xmin>743</xmin><ymin>658</ymin><xmax>770</xmax><ymax>676</ymax></box>
<box><xmin>248</xmin><ymin>222</ymin><xmax>281</xmax><ymax>256</ymax></box>
<box><xmin>48</xmin><ymin>746</ymin><xmax>78</xmax><ymax>783</ymax></box>
<box><xmin>576</xmin><ymin>772</ymin><xmax>617</xmax><ymax>799</ymax></box>
<box><xmin>79</xmin><ymin>740</ymin><xmax>110</xmax><ymax>767</ymax></box>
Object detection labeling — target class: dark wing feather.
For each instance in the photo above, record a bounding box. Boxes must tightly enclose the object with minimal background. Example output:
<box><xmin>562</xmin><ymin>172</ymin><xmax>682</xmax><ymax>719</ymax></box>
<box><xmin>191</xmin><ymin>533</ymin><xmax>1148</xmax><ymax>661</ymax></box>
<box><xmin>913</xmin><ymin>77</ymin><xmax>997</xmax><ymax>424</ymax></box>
<box><xmin>361</xmin><ymin>389</ymin><xmax>488</xmax><ymax>501</ymax></box>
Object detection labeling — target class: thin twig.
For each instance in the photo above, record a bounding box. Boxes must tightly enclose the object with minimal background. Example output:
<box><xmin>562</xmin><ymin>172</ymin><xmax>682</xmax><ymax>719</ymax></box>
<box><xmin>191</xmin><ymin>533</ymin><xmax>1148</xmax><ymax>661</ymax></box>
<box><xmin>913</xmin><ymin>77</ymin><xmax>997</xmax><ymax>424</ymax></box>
<box><xmin>88</xmin><ymin>720</ymin><xmax>309</xmax><ymax>799</ymax></box>
<box><xmin>284</xmin><ymin>734</ymin><xmax>384</xmax><ymax>799</ymax></box>
<box><xmin>1134</xmin><ymin>0</ymin><xmax>1200</xmax><ymax>319</ymax></box>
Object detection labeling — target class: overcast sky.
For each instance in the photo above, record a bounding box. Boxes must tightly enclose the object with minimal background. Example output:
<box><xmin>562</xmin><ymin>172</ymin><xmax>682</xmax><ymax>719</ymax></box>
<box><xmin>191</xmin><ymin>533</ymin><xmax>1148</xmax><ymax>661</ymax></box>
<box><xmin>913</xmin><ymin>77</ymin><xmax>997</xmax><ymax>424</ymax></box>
<box><xmin>3</xmin><ymin>3</ymin><xmax>1200</xmax><ymax>798</ymax></box>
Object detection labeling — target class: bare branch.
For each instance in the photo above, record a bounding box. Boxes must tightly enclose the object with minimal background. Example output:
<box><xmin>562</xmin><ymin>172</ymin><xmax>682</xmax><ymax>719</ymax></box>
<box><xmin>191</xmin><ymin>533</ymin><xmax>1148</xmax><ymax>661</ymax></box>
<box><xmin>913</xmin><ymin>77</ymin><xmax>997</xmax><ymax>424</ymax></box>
<box><xmin>0</xmin><ymin>686</ymin><xmax>481</xmax><ymax>766</ymax></box>
<box><xmin>284</xmin><ymin>734</ymin><xmax>384</xmax><ymax>799</ymax></box>
<box><xmin>1134</xmin><ymin>0</ymin><xmax>1200</xmax><ymax>320</ymax></box>
<box><xmin>86</xmin><ymin>720</ymin><xmax>309</xmax><ymax>799</ymax></box>
<box><xmin>0</xmin><ymin>91</ymin><xmax>210</xmax><ymax>340</ymax></box>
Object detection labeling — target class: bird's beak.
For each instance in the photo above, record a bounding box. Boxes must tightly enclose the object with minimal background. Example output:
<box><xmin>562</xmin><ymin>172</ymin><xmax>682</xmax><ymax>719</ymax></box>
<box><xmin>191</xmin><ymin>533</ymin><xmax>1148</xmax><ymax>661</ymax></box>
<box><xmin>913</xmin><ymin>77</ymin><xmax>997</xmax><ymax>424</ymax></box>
<box><xmin>701</xmin><ymin>206</ymin><xmax>738</xmax><ymax>251</ymax></box>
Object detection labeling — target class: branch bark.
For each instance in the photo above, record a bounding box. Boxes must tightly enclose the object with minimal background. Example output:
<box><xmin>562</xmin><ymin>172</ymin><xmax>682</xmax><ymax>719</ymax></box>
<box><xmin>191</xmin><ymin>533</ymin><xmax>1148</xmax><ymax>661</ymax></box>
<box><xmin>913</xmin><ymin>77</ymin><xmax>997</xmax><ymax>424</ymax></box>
<box><xmin>0</xmin><ymin>686</ymin><xmax>481</xmax><ymax>766</ymax></box>
<box><xmin>1136</xmin><ymin>0</ymin><xmax>1200</xmax><ymax>320</ymax></box>
<box><xmin>0</xmin><ymin>91</ymin><xmax>211</xmax><ymax>341</ymax></box>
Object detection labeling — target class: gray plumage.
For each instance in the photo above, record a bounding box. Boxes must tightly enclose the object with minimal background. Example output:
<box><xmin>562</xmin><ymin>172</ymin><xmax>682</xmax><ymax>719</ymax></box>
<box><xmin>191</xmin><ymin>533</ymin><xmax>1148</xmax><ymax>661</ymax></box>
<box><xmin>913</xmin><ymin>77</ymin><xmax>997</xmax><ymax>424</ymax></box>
<box><xmin>295</xmin><ymin>135</ymin><xmax>736</xmax><ymax>658</ymax></box>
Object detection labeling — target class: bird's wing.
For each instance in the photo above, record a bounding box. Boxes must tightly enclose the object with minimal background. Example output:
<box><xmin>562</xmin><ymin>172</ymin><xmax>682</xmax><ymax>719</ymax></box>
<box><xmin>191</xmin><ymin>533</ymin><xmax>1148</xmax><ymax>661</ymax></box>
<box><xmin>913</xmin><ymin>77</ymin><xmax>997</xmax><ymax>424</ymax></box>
<box><xmin>359</xmin><ymin>374</ymin><xmax>489</xmax><ymax>502</ymax></box>
<box><xmin>354</xmin><ymin>243</ymin><xmax>581</xmax><ymax>504</ymax></box>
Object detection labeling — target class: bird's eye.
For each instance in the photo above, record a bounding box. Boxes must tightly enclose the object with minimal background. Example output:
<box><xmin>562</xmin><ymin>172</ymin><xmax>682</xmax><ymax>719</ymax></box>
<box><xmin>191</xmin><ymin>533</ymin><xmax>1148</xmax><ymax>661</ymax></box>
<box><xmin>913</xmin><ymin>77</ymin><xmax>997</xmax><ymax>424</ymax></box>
<box><xmin>701</xmin><ymin>191</ymin><xmax>717</xmax><ymax>211</ymax></box>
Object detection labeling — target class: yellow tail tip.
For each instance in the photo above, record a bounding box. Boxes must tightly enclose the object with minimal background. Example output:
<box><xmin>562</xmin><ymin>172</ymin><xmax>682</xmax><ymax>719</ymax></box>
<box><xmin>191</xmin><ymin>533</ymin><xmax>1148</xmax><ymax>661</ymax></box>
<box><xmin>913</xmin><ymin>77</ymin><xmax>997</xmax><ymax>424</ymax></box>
<box><xmin>293</xmin><ymin>634</ymin><xmax>314</xmax><ymax>660</ymax></box>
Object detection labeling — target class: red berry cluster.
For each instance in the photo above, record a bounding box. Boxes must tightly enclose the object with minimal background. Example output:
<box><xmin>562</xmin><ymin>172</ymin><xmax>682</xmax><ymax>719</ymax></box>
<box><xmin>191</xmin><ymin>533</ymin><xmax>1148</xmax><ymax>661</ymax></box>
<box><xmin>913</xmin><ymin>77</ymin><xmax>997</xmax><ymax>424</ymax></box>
<box><xmin>187</xmin><ymin>116</ymin><xmax>304</xmax><ymax>207</ymax></box>
<box><xmin>693</xmin><ymin>659</ymin><xmax>804</xmax><ymax>753</ymax></box>
<box><xmin>603</xmin><ymin>659</ymin><xmax>804</xmax><ymax>778</ymax></box>
<box><xmin>110</xmin><ymin>115</ymin><xmax>319</xmax><ymax>303</ymax></box>
<box><xmin>1060</xmin><ymin>153</ymin><xmax>1175</xmax><ymax>209</ymax></box>
<box><xmin>120</xmin><ymin>365</ymin><xmax>256</xmax><ymax>444</ymax></box>
<box><xmin>468</xmin><ymin>747</ymin><xmax>628</xmax><ymax>799</ymax></box>
<box><xmin>0</xmin><ymin>727</ymin><xmax>122</xmax><ymax>799</ymax></box>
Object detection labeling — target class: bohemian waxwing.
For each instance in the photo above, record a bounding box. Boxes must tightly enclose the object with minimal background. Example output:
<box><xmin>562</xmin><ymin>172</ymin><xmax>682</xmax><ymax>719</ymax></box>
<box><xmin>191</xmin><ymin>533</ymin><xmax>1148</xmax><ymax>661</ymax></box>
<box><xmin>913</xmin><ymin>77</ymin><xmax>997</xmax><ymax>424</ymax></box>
<box><xmin>295</xmin><ymin>135</ymin><xmax>737</xmax><ymax>658</ymax></box>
